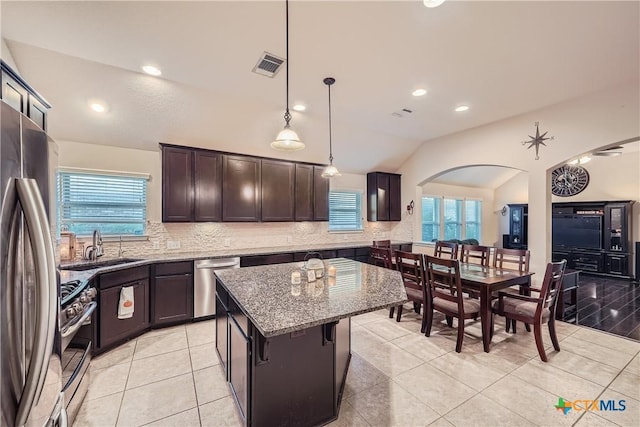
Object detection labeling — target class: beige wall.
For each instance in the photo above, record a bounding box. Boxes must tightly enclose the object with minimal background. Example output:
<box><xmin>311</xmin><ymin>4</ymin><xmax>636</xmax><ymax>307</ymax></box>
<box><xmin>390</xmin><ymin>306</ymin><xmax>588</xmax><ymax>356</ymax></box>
<box><xmin>395</xmin><ymin>80</ymin><xmax>640</xmax><ymax>279</ymax></box>
<box><xmin>1</xmin><ymin>38</ymin><xmax>19</xmax><ymax>71</ymax></box>
<box><xmin>56</xmin><ymin>140</ymin><xmax>401</xmax><ymax>257</ymax></box>
<box><xmin>421</xmin><ymin>182</ymin><xmax>498</xmax><ymax>246</ymax></box>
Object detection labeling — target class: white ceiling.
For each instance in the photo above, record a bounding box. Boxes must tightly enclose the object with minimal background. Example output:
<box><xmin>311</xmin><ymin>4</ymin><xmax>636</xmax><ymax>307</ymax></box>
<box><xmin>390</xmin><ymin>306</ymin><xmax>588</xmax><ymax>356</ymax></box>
<box><xmin>2</xmin><ymin>1</ymin><xmax>639</xmax><ymax>174</ymax></box>
<box><xmin>430</xmin><ymin>165</ymin><xmax>523</xmax><ymax>189</ymax></box>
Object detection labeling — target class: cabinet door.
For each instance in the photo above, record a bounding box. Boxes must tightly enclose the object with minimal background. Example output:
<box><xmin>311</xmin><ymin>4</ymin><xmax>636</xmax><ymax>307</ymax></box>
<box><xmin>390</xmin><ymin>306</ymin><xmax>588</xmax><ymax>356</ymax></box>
<box><xmin>389</xmin><ymin>174</ymin><xmax>402</xmax><ymax>221</ymax></box>
<box><xmin>313</xmin><ymin>166</ymin><xmax>329</xmax><ymax>221</ymax></box>
<box><xmin>215</xmin><ymin>295</ymin><xmax>229</xmax><ymax>376</ymax></box>
<box><xmin>606</xmin><ymin>254</ymin><xmax>628</xmax><ymax>276</ymax></box>
<box><xmin>162</xmin><ymin>147</ymin><xmax>194</xmax><ymax>222</ymax></box>
<box><xmin>261</xmin><ymin>159</ymin><xmax>295</xmax><ymax>221</ymax></box>
<box><xmin>1</xmin><ymin>70</ymin><xmax>28</xmax><ymax>113</ymax></box>
<box><xmin>99</xmin><ymin>279</ymin><xmax>149</xmax><ymax>350</ymax></box>
<box><xmin>27</xmin><ymin>97</ymin><xmax>47</xmax><ymax>131</ymax></box>
<box><xmin>223</xmin><ymin>155</ymin><xmax>261</xmax><ymax>222</ymax></box>
<box><xmin>376</xmin><ymin>173</ymin><xmax>390</xmax><ymax>221</ymax></box>
<box><xmin>604</xmin><ymin>204</ymin><xmax>629</xmax><ymax>252</ymax></box>
<box><xmin>229</xmin><ymin>316</ymin><xmax>250</xmax><ymax>421</ymax></box>
<box><xmin>152</xmin><ymin>274</ymin><xmax>193</xmax><ymax>325</ymax></box>
<box><xmin>194</xmin><ymin>151</ymin><xmax>222</xmax><ymax>221</ymax></box>
<box><xmin>295</xmin><ymin>164</ymin><xmax>314</xmax><ymax>221</ymax></box>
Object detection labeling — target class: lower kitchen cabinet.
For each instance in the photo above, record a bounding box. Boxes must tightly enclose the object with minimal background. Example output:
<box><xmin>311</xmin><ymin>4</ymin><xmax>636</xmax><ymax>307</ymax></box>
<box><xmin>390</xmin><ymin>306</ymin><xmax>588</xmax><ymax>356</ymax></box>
<box><xmin>215</xmin><ymin>292</ymin><xmax>229</xmax><ymax>375</ymax></box>
<box><xmin>228</xmin><ymin>316</ymin><xmax>250</xmax><ymax>421</ymax></box>
<box><xmin>151</xmin><ymin>261</ymin><xmax>193</xmax><ymax>326</ymax></box>
<box><xmin>98</xmin><ymin>277</ymin><xmax>149</xmax><ymax>352</ymax></box>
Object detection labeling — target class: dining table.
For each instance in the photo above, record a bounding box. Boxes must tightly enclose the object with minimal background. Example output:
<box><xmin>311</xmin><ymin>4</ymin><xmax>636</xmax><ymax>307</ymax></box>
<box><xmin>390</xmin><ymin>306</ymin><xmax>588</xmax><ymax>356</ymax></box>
<box><xmin>456</xmin><ymin>263</ymin><xmax>534</xmax><ymax>353</ymax></box>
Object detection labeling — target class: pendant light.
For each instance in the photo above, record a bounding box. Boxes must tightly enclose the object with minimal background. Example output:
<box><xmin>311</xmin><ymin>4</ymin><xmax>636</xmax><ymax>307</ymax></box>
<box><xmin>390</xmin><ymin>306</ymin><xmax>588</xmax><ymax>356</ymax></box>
<box><xmin>271</xmin><ymin>0</ymin><xmax>304</xmax><ymax>151</ymax></box>
<box><xmin>322</xmin><ymin>77</ymin><xmax>341</xmax><ymax>178</ymax></box>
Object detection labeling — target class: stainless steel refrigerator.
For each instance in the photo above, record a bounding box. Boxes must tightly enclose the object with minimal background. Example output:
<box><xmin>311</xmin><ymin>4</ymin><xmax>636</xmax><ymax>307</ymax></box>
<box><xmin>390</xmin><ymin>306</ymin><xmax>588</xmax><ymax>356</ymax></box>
<box><xmin>1</xmin><ymin>101</ymin><xmax>66</xmax><ymax>426</ymax></box>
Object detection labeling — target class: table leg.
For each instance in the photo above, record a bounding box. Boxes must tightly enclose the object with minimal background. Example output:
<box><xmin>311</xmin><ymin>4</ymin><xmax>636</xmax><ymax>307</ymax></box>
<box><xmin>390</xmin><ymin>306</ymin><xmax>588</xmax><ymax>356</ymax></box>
<box><xmin>481</xmin><ymin>286</ymin><xmax>492</xmax><ymax>353</ymax></box>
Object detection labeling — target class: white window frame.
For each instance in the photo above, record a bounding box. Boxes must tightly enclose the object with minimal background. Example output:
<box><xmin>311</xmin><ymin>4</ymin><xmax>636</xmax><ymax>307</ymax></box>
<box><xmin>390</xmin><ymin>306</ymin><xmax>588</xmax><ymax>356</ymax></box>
<box><xmin>420</xmin><ymin>195</ymin><xmax>483</xmax><ymax>243</ymax></box>
<box><xmin>328</xmin><ymin>190</ymin><xmax>364</xmax><ymax>233</ymax></box>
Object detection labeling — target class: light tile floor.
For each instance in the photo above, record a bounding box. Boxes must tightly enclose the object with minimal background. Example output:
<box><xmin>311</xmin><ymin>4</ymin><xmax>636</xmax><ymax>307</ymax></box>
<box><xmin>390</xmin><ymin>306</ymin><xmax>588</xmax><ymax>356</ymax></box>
<box><xmin>76</xmin><ymin>308</ymin><xmax>640</xmax><ymax>427</ymax></box>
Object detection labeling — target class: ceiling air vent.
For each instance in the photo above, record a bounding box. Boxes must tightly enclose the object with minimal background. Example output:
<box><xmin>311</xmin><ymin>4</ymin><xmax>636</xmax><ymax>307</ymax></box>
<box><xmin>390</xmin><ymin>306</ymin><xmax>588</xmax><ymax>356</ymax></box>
<box><xmin>252</xmin><ymin>52</ymin><xmax>285</xmax><ymax>78</ymax></box>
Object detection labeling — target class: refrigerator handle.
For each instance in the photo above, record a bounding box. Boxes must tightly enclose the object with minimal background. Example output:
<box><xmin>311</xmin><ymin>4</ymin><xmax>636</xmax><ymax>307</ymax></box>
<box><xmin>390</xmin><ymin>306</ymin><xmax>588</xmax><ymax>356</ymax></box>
<box><xmin>14</xmin><ymin>178</ymin><xmax>57</xmax><ymax>427</ymax></box>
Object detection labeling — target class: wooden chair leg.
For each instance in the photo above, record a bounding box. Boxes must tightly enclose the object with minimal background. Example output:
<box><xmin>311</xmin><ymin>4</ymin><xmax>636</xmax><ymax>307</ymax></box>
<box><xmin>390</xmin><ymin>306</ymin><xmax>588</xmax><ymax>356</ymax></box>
<box><xmin>505</xmin><ymin>317</ymin><xmax>511</xmax><ymax>333</ymax></box>
<box><xmin>389</xmin><ymin>306</ymin><xmax>395</xmax><ymax>318</ymax></box>
<box><xmin>413</xmin><ymin>302</ymin><xmax>421</xmax><ymax>315</ymax></box>
<box><xmin>548</xmin><ymin>318</ymin><xmax>561</xmax><ymax>351</ymax></box>
<box><xmin>533</xmin><ymin>323</ymin><xmax>548</xmax><ymax>362</ymax></box>
<box><xmin>524</xmin><ymin>323</ymin><xmax>531</xmax><ymax>332</ymax></box>
<box><xmin>490</xmin><ymin>314</ymin><xmax>494</xmax><ymax>339</ymax></box>
<box><xmin>512</xmin><ymin>319</ymin><xmax>517</xmax><ymax>334</ymax></box>
<box><xmin>425</xmin><ymin>305</ymin><xmax>433</xmax><ymax>337</ymax></box>
<box><xmin>446</xmin><ymin>315</ymin><xmax>453</xmax><ymax>327</ymax></box>
<box><xmin>455</xmin><ymin>318</ymin><xmax>464</xmax><ymax>353</ymax></box>
<box><xmin>396</xmin><ymin>305</ymin><xmax>403</xmax><ymax>322</ymax></box>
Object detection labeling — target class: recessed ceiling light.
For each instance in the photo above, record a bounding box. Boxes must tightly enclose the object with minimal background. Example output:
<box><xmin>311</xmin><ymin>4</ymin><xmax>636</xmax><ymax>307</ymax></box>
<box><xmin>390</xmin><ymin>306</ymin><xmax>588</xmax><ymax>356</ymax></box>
<box><xmin>455</xmin><ymin>105</ymin><xmax>469</xmax><ymax>112</ymax></box>
<box><xmin>90</xmin><ymin>102</ymin><xmax>107</xmax><ymax>113</ymax></box>
<box><xmin>568</xmin><ymin>159</ymin><xmax>579</xmax><ymax>165</ymax></box>
<box><xmin>292</xmin><ymin>104</ymin><xmax>306</xmax><ymax>112</ymax></box>
<box><xmin>579</xmin><ymin>156</ymin><xmax>591</xmax><ymax>164</ymax></box>
<box><xmin>423</xmin><ymin>0</ymin><xmax>446</xmax><ymax>8</ymax></box>
<box><xmin>142</xmin><ymin>65</ymin><xmax>162</xmax><ymax>76</ymax></box>
<box><xmin>412</xmin><ymin>89</ymin><xmax>427</xmax><ymax>97</ymax></box>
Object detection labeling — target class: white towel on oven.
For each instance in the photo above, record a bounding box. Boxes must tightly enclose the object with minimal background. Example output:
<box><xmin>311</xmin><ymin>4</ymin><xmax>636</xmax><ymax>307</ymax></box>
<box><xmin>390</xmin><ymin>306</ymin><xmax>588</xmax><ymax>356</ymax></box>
<box><xmin>118</xmin><ymin>286</ymin><xmax>135</xmax><ymax>319</ymax></box>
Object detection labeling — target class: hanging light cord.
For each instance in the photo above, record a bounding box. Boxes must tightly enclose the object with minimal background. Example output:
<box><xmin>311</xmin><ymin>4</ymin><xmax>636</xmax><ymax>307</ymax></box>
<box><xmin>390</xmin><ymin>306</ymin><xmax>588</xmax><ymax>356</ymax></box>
<box><xmin>284</xmin><ymin>0</ymin><xmax>291</xmax><ymax>126</ymax></box>
<box><xmin>328</xmin><ymin>82</ymin><xmax>333</xmax><ymax>164</ymax></box>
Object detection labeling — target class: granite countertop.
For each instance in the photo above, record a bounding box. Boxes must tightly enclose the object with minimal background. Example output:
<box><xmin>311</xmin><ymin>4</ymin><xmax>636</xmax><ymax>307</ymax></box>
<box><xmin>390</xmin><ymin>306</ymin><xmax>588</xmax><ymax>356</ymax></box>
<box><xmin>214</xmin><ymin>258</ymin><xmax>408</xmax><ymax>338</ymax></box>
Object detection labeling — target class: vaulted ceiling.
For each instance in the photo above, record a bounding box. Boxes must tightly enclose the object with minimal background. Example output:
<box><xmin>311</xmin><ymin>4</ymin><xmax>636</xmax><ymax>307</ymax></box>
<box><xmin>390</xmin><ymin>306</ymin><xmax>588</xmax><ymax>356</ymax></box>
<box><xmin>2</xmin><ymin>1</ymin><xmax>638</xmax><ymax>174</ymax></box>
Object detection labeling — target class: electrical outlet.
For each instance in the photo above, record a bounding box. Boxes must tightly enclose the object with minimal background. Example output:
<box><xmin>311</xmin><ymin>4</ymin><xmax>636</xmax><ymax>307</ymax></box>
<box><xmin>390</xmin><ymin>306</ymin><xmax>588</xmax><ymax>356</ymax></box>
<box><xmin>224</xmin><ymin>238</ymin><xmax>231</xmax><ymax>247</ymax></box>
<box><xmin>343</xmin><ymin>234</ymin><xmax>348</xmax><ymax>240</ymax></box>
<box><xmin>286</xmin><ymin>236</ymin><xmax>292</xmax><ymax>244</ymax></box>
<box><xmin>166</xmin><ymin>240</ymin><xmax>180</xmax><ymax>250</ymax></box>
<box><xmin>152</xmin><ymin>241</ymin><xmax>160</xmax><ymax>250</ymax></box>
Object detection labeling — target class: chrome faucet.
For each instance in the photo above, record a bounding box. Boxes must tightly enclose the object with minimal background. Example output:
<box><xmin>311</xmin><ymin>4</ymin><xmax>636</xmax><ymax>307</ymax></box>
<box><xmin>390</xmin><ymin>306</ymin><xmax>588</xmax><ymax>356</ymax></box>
<box><xmin>118</xmin><ymin>235</ymin><xmax>126</xmax><ymax>258</ymax></box>
<box><xmin>84</xmin><ymin>229</ymin><xmax>104</xmax><ymax>261</ymax></box>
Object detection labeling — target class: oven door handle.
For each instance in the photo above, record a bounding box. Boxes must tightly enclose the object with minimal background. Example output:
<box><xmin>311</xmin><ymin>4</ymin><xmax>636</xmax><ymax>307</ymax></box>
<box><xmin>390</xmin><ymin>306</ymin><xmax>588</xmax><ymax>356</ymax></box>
<box><xmin>61</xmin><ymin>302</ymin><xmax>97</xmax><ymax>338</ymax></box>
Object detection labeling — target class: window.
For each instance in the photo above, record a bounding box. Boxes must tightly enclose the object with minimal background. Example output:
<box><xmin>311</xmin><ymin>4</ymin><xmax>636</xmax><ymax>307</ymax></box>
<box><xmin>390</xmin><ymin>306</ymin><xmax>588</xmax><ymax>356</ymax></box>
<box><xmin>421</xmin><ymin>196</ymin><xmax>482</xmax><ymax>242</ymax></box>
<box><xmin>465</xmin><ymin>199</ymin><xmax>482</xmax><ymax>241</ymax></box>
<box><xmin>57</xmin><ymin>171</ymin><xmax>147</xmax><ymax>236</ymax></box>
<box><xmin>443</xmin><ymin>198</ymin><xmax>462</xmax><ymax>240</ymax></box>
<box><xmin>329</xmin><ymin>191</ymin><xmax>363</xmax><ymax>231</ymax></box>
<box><xmin>421</xmin><ymin>197</ymin><xmax>440</xmax><ymax>241</ymax></box>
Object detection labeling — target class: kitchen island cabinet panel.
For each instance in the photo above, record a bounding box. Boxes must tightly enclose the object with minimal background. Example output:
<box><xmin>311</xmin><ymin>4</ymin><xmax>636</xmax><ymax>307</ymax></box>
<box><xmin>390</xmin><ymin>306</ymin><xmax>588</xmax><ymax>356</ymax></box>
<box><xmin>261</xmin><ymin>159</ymin><xmax>295</xmax><ymax>222</ymax></box>
<box><xmin>223</xmin><ymin>155</ymin><xmax>261</xmax><ymax>222</ymax></box>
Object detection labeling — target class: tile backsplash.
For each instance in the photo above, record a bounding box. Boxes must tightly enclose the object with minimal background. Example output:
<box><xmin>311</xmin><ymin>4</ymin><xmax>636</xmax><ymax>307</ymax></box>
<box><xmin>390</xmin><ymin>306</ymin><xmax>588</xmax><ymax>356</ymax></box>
<box><xmin>87</xmin><ymin>220</ymin><xmax>401</xmax><ymax>259</ymax></box>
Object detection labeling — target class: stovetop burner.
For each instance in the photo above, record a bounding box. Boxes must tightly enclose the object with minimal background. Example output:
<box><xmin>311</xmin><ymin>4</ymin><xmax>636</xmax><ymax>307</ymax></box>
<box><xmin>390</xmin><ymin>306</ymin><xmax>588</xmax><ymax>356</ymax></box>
<box><xmin>60</xmin><ymin>280</ymin><xmax>84</xmax><ymax>306</ymax></box>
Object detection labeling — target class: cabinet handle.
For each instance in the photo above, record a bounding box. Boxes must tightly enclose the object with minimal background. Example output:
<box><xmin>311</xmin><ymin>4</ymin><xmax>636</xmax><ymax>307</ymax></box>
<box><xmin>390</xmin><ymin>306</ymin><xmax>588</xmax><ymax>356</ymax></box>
<box><xmin>257</xmin><ymin>334</ymin><xmax>270</xmax><ymax>364</ymax></box>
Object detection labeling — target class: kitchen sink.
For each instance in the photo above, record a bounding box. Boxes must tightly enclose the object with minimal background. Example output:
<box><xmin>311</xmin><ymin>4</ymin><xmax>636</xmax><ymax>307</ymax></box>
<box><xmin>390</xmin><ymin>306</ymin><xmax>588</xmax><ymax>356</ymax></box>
<box><xmin>61</xmin><ymin>258</ymin><xmax>143</xmax><ymax>271</ymax></box>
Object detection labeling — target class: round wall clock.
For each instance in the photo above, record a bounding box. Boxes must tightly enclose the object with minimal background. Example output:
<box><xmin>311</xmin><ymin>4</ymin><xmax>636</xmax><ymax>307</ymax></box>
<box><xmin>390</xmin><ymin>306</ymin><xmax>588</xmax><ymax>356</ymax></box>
<box><xmin>551</xmin><ymin>165</ymin><xmax>590</xmax><ymax>197</ymax></box>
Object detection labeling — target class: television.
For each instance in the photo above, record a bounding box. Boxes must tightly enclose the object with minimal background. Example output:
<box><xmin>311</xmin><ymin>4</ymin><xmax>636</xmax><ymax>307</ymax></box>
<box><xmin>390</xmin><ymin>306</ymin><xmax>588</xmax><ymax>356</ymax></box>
<box><xmin>552</xmin><ymin>215</ymin><xmax>602</xmax><ymax>250</ymax></box>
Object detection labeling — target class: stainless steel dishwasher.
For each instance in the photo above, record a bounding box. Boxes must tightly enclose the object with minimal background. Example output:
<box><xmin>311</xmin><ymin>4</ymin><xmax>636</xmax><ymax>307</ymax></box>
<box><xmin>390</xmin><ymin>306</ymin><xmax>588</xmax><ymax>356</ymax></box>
<box><xmin>194</xmin><ymin>257</ymin><xmax>240</xmax><ymax>318</ymax></box>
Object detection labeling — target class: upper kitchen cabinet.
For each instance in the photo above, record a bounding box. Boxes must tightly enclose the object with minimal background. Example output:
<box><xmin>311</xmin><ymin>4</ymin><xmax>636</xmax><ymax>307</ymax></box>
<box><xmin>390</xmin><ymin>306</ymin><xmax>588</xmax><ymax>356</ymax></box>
<box><xmin>223</xmin><ymin>155</ymin><xmax>261</xmax><ymax>222</ymax></box>
<box><xmin>161</xmin><ymin>145</ymin><xmax>222</xmax><ymax>222</ymax></box>
<box><xmin>295</xmin><ymin>164</ymin><xmax>314</xmax><ymax>221</ymax></box>
<box><xmin>1</xmin><ymin>60</ymin><xmax>50</xmax><ymax>131</ymax></box>
<box><xmin>313</xmin><ymin>166</ymin><xmax>329</xmax><ymax>221</ymax></box>
<box><xmin>367</xmin><ymin>172</ymin><xmax>401</xmax><ymax>222</ymax></box>
<box><xmin>261</xmin><ymin>159</ymin><xmax>295</xmax><ymax>221</ymax></box>
<box><xmin>162</xmin><ymin>146</ymin><xmax>194</xmax><ymax>222</ymax></box>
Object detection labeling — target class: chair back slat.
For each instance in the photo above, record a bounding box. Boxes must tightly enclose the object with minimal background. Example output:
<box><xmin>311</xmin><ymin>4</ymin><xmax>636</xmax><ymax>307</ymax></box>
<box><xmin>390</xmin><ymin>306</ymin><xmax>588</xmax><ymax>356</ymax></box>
<box><xmin>434</xmin><ymin>240</ymin><xmax>459</xmax><ymax>260</ymax></box>
<box><xmin>372</xmin><ymin>240</ymin><xmax>391</xmax><ymax>248</ymax></box>
<box><xmin>369</xmin><ymin>246</ymin><xmax>393</xmax><ymax>269</ymax></box>
<box><xmin>395</xmin><ymin>251</ymin><xmax>425</xmax><ymax>292</ymax></box>
<box><xmin>425</xmin><ymin>255</ymin><xmax>464</xmax><ymax>312</ymax></box>
<box><xmin>493</xmin><ymin>248</ymin><xmax>530</xmax><ymax>273</ymax></box>
<box><xmin>537</xmin><ymin>260</ymin><xmax>567</xmax><ymax>317</ymax></box>
<box><xmin>460</xmin><ymin>244</ymin><xmax>492</xmax><ymax>266</ymax></box>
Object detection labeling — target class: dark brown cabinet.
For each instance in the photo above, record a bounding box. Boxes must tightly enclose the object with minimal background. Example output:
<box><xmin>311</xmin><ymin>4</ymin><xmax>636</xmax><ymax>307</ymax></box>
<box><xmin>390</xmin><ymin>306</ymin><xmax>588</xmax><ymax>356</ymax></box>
<box><xmin>194</xmin><ymin>151</ymin><xmax>222</xmax><ymax>221</ymax></box>
<box><xmin>367</xmin><ymin>172</ymin><xmax>401</xmax><ymax>222</ymax></box>
<box><xmin>507</xmin><ymin>204</ymin><xmax>528</xmax><ymax>249</ymax></box>
<box><xmin>215</xmin><ymin>292</ymin><xmax>229</xmax><ymax>375</ymax></box>
<box><xmin>604</xmin><ymin>202</ymin><xmax>632</xmax><ymax>253</ymax></box>
<box><xmin>295</xmin><ymin>164</ymin><xmax>314</xmax><ymax>221</ymax></box>
<box><xmin>152</xmin><ymin>261</ymin><xmax>193</xmax><ymax>326</ymax></box>
<box><xmin>261</xmin><ymin>159</ymin><xmax>295</xmax><ymax>221</ymax></box>
<box><xmin>1</xmin><ymin>60</ymin><xmax>50</xmax><ymax>131</ymax></box>
<box><xmin>314</xmin><ymin>166</ymin><xmax>330</xmax><ymax>221</ymax></box>
<box><xmin>228</xmin><ymin>316</ymin><xmax>250</xmax><ymax>421</ymax></box>
<box><xmin>223</xmin><ymin>155</ymin><xmax>261</xmax><ymax>222</ymax></box>
<box><xmin>97</xmin><ymin>266</ymin><xmax>150</xmax><ymax>351</ymax></box>
<box><xmin>162</xmin><ymin>147</ymin><xmax>194</xmax><ymax>222</ymax></box>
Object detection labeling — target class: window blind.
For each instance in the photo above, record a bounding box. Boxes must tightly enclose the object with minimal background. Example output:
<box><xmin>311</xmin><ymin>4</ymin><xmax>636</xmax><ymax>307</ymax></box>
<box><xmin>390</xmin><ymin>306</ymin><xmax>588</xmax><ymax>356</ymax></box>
<box><xmin>58</xmin><ymin>171</ymin><xmax>147</xmax><ymax>236</ymax></box>
<box><xmin>329</xmin><ymin>191</ymin><xmax>363</xmax><ymax>231</ymax></box>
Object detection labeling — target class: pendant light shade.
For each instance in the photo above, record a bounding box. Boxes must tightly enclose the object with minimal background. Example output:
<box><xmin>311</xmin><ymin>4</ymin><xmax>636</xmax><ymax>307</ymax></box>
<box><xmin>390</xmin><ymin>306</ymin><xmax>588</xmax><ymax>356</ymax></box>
<box><xmin>271</xmin><ymin>0</ymin><xmax>304</xmax><ymax>151</ymax></box>
<box><xmin>322</xmin><ymin>77</ymin><xmax>341</xmax><ymax>178</ymax></box>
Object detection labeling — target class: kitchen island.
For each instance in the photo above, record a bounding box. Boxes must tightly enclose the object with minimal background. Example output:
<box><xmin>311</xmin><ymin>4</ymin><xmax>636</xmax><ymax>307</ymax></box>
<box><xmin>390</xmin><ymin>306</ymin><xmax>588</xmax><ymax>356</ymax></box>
<box><xmin>214</xmin><ymin>258</ymin><xmax>407</xmax><ymax>427</ymax></box>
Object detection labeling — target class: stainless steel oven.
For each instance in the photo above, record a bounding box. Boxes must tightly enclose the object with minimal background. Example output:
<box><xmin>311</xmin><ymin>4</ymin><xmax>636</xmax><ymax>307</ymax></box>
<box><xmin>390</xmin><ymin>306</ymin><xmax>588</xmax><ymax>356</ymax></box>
<box><xmin>59</xmin><ymin>279</ymin><xmax>97</xmax><ymax>425</ymax></box>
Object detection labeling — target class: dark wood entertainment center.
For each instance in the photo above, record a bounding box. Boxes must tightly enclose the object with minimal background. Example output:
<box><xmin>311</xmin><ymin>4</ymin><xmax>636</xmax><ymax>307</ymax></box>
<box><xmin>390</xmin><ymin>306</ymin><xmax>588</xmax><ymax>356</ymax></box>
<box><xmin>551</xmin><ymin>201</ymin><xmax>634</xmax><ymax>278</ymax></box>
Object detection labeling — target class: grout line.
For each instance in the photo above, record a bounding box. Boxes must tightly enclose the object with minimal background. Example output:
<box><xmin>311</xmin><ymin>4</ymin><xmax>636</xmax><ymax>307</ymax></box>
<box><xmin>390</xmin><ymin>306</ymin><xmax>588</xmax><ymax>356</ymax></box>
<box><xmin>138</xmin><ymin>406</ymin><xmax>199</xmax><ymax>427</ymax></box>
<box><xmin>114</xmin><ymin>338</ymin><xmax>137</xmax><ymax>427</ymax></box>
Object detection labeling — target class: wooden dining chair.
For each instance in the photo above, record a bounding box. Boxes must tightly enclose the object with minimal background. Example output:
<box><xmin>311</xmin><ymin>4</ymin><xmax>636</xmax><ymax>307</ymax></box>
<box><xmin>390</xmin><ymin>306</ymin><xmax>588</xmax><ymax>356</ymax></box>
<box><xmin>493</xmin><ymin>248</ymin><xmax>531</xmax><ymax>332</ymax></box>
<box><xmin>434</xmin><ymin>240</ymin><xmax>459</xmax><ymax>260</ymax></box>
<box><xmin>369</xmin><ymin>246</ymin><xmax>397</xmax><ymax>318</ymax></box>
<box><xmin>424</xmin><ymin>255</ymin><xmax>480</xmax><ymax>353</ymax></box>
<box><xmin>492</xmin><ymin>260</ymin><xmax>567</xmax><ymax>362</ymax></box>
<box><xmin>393</xmin><ymin>251</ymin><xmax>427</xmax><ymax>330</ymax></box>
<box><xmin>460</xmin><ymin>244</ymin><xmax>492</xmax><ymax>266</ymax></box>
<box><xmin>372</xmin><ymin>239</ymin><xmax>391</xmax><ymax>248</ymax></box>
